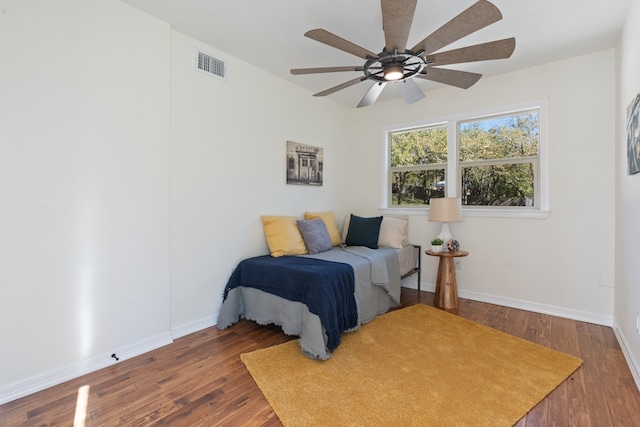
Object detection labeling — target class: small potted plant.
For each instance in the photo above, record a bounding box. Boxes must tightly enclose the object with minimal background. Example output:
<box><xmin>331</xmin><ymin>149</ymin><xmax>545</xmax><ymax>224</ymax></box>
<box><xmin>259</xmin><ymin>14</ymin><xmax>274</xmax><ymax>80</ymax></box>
<box><xmin>430</xmin><ymin>238</ymin><xmax>444</xmax><ymax>253</ymax></box>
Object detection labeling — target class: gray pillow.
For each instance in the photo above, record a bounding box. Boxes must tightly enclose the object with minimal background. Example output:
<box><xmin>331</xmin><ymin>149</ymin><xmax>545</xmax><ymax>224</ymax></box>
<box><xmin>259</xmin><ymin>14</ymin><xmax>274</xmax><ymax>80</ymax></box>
<box><xmin>297</xmin><ymin>219</ymin><xmax>332</xmax><ymax>254</ymax></box>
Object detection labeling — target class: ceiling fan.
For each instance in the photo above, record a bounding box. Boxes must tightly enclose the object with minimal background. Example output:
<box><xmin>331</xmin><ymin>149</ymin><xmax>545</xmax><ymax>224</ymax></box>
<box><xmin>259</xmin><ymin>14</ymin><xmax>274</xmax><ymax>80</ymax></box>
<box><xmin>291</xmin><ymin>0</ymin><xmax>516</xmax><ymax>108</ymax></box>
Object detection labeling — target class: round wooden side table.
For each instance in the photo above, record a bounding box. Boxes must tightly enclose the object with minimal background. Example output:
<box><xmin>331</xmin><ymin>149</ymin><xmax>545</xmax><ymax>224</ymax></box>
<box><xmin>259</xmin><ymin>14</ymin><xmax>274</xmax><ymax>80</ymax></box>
<box><xmin>425</xmin><ymin>249</ymin><xmax>469</xmax><ymax>315</ymax></box>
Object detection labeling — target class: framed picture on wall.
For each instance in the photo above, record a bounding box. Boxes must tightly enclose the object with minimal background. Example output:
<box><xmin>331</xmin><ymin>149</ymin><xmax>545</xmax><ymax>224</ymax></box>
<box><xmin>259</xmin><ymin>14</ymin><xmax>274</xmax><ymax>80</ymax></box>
<box><xmin>286</xmin><ymin>141</ymin><xmax>323</xmax><ymax>186</ymax></box>
<box><xmin>627</xmin><ymin>93</ymin><xmax>640</xmax><ymax>175</ymax></box>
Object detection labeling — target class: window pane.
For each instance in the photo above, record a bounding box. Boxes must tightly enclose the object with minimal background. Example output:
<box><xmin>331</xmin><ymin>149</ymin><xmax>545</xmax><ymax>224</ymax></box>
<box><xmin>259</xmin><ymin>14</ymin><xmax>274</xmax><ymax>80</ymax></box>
<box><xmin>461</xmin><ymin>163</ymin><xmax>534</xmax><ymax>206</ymax></box>
<box><xmin>391</xmin><ymin>169</ymin><xmax>445</xmax><ymax>206</ymax></box>
<box><xmin>459</xmin><ymin>112</ymin><xmax>539</xmax><ymax>162</ymax></box>
<box><xmin>390</xmin><ymin>126</ymin><xmax>447</xmax><ymax>167</ymax></box>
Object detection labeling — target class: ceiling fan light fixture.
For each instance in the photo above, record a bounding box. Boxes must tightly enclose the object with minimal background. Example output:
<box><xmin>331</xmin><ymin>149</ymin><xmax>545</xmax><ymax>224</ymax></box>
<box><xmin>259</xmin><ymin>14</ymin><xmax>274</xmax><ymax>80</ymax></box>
<box><xmin>292</xmin><ymin>0</ymin><xmax>515</xmax><ymax>107</ymax></box>
<box><xmin>383</xmin><ymin>64</ymin><xmax>404</xmax><ymax>81</ymax></box>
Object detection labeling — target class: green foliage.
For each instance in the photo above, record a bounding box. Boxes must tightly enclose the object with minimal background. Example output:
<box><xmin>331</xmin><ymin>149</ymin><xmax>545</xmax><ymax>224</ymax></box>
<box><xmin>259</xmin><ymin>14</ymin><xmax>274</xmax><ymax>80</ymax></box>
<box><xmin>390</xmin><ymin>112</ymin><xmax>539</xmax><ymax>207</ymax></box>
<box><xmin>459</xmin><ymin>113</ymin><xmax>538</xmax><ymax>161</ymax></box>
<box><xmin>460</xmin><ymin>113</ymin><xmax>539</xmax><ymax>206</ymax></box>
<box><xmin>390</xmin><ymin>127</ymin><xmax>447</xmax><ymax>205</ymax></box>
<box><xmin>430</xmin><ymin>238</ymin><xmax>444</xmax><ymax>245</ymax></box>
<box><xmin>390</xmin><ymin>127</ymin><xmax>448</xmax><ymax>167</ymax></box>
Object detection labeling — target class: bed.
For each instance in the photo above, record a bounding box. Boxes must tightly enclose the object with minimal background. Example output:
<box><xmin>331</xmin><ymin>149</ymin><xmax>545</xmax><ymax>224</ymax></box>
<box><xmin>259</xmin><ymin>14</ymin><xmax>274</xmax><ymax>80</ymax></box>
<box><xmin>216</xmin><ymin>213</ymin><xmax>420</xmax><ymax>359</ymax></box>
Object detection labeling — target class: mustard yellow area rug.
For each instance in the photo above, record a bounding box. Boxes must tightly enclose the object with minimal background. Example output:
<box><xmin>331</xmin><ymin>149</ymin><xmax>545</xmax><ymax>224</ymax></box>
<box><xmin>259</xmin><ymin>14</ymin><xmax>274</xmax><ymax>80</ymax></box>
<box><xmin>241</xmin><ymin>304</ymin><xmax>583</xmax><ymax>427</ymax></box>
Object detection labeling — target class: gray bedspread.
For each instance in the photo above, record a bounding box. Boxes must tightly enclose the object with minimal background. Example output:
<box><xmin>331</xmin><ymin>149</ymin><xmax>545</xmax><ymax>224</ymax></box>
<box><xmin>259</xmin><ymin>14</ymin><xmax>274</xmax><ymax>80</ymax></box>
<box><xmin>216</xmin><ymin>246</ymin><xmax>401</xmax><ymax>359</ymax></box>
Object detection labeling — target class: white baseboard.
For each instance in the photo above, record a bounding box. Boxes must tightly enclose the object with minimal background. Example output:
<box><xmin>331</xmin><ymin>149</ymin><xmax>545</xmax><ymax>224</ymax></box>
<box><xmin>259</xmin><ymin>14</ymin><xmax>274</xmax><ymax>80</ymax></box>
<box><xmin>459</xmin><ymin>288</ymin><xmax>614</xmax><ymax>326</ymax></box>
<box><xmin>400</xmin><ymin>275</ymin><xmax>422</xmax><ymax>290</ymax></box>
<box><xmin>2</xmin><ymin>285</ymin><xmax>629</xmax><ymax>406</ymax></box>
<box><xmin>0</xmin><ymin>332</ymin><xmax>173</xmax><ymax>406</ymax></box>
<box><xmin>171</xmin><ymin>314</ymin><xmax>218</xmax><ymax>339</ymax></box>
<box><xmin>1</xmin><ymin>311</ymin><xmax>227</xmax><ymax>406</ymax></box>
<box><xmin>0</xmin><ymin>314</ymin><xmax>227</xmax><ymax>406</ymax></box>
<box><xmin>405</xmin><ymin>282</ymin><xmax>638</xmax><ymax>391</ymax></box>
<box><xmin>612</xmin><ymin>322</ymin><xmax>640</xmax><ymax>392</ymax></box>
<box><xmin>403</xmin><ymin>281</ymin><xmax>613</xmax><ymax>326</ymax></box>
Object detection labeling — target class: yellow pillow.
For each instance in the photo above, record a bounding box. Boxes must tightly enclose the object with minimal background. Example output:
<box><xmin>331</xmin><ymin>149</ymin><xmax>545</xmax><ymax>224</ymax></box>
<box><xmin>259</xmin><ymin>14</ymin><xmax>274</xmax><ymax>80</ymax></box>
<box><xmin>304</xmin><ymin>211</ymin><xmax>342</xmax><ymax>246</ymax></box>
<box><xmin>260</xmin><ymin>216</ymin><xmax>308</xmax><ymax>257</ymax></box>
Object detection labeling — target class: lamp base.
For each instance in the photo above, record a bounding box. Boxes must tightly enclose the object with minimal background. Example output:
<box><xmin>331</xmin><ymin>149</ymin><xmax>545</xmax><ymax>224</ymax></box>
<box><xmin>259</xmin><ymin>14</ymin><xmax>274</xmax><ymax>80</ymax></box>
<box><xmin>436</xmin><ymin>223</ymin><xmax>455</xmax><ymax>245</ymax></box>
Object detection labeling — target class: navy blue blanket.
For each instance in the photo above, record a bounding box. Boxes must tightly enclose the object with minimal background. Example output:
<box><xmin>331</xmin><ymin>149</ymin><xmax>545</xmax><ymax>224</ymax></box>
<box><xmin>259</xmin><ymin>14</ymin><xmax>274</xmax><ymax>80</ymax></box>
<box><xmin>223</xmin><ymin>255</ymin><xmax>357</xmax><ymax>351</ymax></box>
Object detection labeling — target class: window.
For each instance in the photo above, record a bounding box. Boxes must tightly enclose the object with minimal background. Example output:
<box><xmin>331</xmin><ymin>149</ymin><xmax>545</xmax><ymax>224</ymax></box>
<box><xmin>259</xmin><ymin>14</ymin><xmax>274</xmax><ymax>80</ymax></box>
<box><xmin>459</xmin><ymin>112</ymin><xmax>539</xmax><ymax>207</ymax></box>
<box><xmin>389</xmin><ymin>125</ymin><xmax>447</xmax><ymax>206</ymax></box>
<box><xmin>382</xmin><ymin>101</ymin><xmax>548</xmax><ymax>218</ymax></box>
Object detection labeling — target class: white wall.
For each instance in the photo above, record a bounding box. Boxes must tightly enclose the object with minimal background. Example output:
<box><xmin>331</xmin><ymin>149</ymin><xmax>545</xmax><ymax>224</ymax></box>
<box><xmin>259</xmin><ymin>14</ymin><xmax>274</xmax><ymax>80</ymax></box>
<box><xmin>1</xmin><ymin>0</ymin><xmax>635</xmax><ymax>404</ymax></box>
<box><xmin>169</xmin><ymin>31</ymin><xmax>350</xmax><ymax>333</ymax></box>
<box><xmin>0</xmin><ymin>0</ymin><xmax>351</xmax><ymax>403</ymax></box>
<box><xmin>347</xmin><ymin>49</ymin><xmax>617</xmax><ymax>323</ymax></box>
<box><xmin>615</xmin><ymin>0</ymin><xmax>640</xmax><ymax>385</ymax></box>
<box><xmin>0</xmin><ymin>0</ymin><xmax>171</xmax><ymax>401</ymax></box>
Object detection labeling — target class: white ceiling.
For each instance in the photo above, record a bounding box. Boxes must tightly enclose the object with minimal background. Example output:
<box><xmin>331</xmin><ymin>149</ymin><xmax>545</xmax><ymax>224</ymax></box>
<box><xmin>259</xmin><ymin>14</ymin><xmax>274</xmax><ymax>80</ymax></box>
<box><xmin>121</xmin><ymin>0</ymin><xmax>631</xmax><ymax>108</ymax></box>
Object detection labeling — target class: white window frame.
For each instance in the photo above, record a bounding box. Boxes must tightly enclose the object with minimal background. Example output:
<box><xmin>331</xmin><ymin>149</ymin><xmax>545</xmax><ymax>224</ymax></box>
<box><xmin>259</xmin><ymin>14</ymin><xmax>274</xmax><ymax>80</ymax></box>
<box><xmin>380</xmin><ymin>99</ymin><xmax>550</xmax><ymax>219</ymax></box>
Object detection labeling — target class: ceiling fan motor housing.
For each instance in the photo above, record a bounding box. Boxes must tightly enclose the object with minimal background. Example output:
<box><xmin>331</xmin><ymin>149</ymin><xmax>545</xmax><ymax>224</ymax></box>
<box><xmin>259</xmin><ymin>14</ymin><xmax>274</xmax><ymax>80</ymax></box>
<box><xmin>366</xmin><ymin>50</ymin><xmax>427</xmax><ymax>82</ymax></box>
<box><xmin>291</xmin><ymin>0</ymin><xmax>515</xmax><ymax>107</ymax></box>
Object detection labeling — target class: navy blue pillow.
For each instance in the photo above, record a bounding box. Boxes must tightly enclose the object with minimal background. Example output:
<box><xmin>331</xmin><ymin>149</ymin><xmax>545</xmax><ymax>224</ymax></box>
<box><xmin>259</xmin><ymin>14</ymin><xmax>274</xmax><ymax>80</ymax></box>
<box><xmin>345</xmin><ymin>214</ymin><xmax>383</xmax><ymax>249</ymax></box>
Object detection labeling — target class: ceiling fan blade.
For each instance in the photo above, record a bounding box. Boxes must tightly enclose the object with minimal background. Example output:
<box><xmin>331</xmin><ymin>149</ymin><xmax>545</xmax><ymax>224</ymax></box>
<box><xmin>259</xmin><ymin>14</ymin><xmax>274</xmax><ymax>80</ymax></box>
<box><xmin>291</xmin><ymin>66</ymin><xmax>364</xmax><ymax>75</ymax></box>
<box><xmin>417</xmin><ymin>67</ymin><xmax>482</xmax><ymax>89</ymax></box>
<box><xmin>411</xmin><ymin>0</ymin><xmax>503</xmax><ymax>55</ymax></box>
<box><xmin>426</xmin><ymin>37</ymin><xmax>516</xmax><ymax>67</ymax></box>
<box><xmin>314</xmin><ymin>76</ymin><xmax>367</xmax><ymax>97</ymax></box>
<box><xmin>357</xmin><ymin>82</ymin><xmax>387</xmax><ymax>108</ymax></box>
<box><xmin>305</xmin><ymin>29</ymin><xmax>377</xmax><ymax>60</ymax></box>
<box><xmin>381</xmin><ymin>0</ymin><xmax>417</xmax><ymax>52</ymax></box>
<box><xmin>396</xmin><ymin>78</ymin><xmax>425</xmax><ymax>105</ymax></box>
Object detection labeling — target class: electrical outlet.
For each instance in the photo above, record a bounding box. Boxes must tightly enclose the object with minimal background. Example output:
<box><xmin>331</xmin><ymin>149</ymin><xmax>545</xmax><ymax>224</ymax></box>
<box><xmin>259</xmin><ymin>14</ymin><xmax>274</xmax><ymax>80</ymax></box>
<box><xmin>636</xmin><ymin>313</ymin><xmax>640</xmax><ymax>335</ymax></box>
<box><xmin>454</xmin><ymin>259</ymin><xmax>463</xmax><ymax>271</ymax></box>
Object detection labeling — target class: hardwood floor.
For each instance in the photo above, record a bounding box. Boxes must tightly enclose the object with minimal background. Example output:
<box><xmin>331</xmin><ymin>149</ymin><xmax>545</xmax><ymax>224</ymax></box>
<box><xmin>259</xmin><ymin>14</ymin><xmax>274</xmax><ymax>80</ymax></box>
<box><xmin>2</xmin><ymin>289</ymin><xmax>640</xmax><ymax>426</ymax></box>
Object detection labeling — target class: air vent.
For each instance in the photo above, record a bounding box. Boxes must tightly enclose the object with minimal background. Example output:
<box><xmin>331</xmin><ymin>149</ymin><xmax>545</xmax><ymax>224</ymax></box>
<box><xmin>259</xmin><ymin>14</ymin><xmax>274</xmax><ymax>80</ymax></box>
<box><xmin>196</xmin><ymin>50</ymin><xmax>226</xmax><ymax>80</ymax></box>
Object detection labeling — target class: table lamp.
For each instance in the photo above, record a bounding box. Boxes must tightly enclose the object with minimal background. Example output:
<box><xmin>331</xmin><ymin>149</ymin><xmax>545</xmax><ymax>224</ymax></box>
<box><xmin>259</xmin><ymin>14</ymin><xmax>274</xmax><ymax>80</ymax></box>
<box><xmin>428</xmin><ymin>197</ymin><xmax>463</xmax><ymax>244</ymax></box>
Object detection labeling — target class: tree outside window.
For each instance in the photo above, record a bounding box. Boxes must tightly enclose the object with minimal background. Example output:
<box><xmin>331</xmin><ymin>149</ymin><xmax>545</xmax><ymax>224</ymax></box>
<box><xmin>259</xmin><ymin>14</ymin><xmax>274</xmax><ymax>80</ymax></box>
<box><xmin>459</xmin><ymin>112</ymin><xmax>539</xmax><ymax>207</ymax></box>
<box><xmin>387</xmin><ymin>108</ymin><xmax>541</xmax><ymax>209</ymax></box>
<box><xmin>389</xmin><ymin>126</ymin><xmax>447</xmax><ymax>206</ymax></box>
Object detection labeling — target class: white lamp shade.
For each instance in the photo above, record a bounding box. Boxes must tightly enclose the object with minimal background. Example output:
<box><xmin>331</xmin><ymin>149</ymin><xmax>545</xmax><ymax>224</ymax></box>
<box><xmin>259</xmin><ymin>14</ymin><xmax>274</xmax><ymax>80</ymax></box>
<box><xmin>428</xmin><ymin>198</ymin><xmax>463</xmax><ymax>223</ymax></box>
